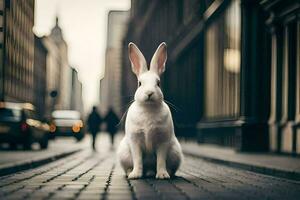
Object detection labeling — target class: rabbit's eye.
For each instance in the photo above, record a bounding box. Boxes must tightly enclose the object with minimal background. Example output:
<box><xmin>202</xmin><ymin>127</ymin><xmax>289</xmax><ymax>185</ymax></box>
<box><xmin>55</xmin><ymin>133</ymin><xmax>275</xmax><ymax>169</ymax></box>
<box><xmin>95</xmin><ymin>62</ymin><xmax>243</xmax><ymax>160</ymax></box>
<box><xmin>157</xmin><ymin>80</ymin><xmax>160</xmax><ymax>87</ymax></box>
<box><xmin>138</xmin><ymin>81</ymin><xmax>141</xmax><ymax>87</ymax></box>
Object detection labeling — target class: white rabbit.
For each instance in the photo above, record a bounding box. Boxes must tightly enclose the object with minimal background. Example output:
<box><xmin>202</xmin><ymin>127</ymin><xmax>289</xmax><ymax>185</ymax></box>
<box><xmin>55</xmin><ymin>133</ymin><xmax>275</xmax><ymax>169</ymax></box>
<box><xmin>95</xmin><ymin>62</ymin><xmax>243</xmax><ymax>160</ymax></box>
<box><xmin>117</xmin><ymin>42</ymin><xmax>183</xmax><ymax>179</ymax></box>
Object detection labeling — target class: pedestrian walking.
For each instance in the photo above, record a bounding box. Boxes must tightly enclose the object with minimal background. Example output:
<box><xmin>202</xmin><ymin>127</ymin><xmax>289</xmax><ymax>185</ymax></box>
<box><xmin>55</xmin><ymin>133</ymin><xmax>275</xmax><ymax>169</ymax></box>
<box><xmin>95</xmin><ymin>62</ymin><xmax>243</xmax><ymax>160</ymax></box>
<box><xmin>87</xmin><ymin>106</ymin><xmax>102</xmax><ymax>151</ymax></box>
<box><xmin>104</xmin><ymin>107</ymin><xmax>119</xmax><ymax>149</ymax></box>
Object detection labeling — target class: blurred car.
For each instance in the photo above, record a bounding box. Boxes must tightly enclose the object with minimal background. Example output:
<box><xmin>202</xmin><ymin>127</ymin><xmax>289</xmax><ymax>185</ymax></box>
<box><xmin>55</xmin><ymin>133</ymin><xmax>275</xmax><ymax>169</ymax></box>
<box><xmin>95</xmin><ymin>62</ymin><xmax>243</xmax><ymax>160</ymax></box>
<box><xmin>0</xmin><ymin>102</ymin><xmax>50</xmax><ymax>149</ymax></box>
<box><xmin>50</xmin><ymin>110</ymin><xmax>84</xmax><ymax>141</ymax></box>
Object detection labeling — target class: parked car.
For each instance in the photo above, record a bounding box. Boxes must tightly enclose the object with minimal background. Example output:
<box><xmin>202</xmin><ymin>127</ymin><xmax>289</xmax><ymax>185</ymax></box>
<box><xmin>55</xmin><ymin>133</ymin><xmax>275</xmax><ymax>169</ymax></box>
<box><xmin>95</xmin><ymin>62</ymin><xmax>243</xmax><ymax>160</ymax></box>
<box><xmin>50</xmin><ymin>110</ymin><xmax>84</xmax><ymax>141</ymax></box>
<box><xmin>0</xmin><ymin>102</ymin><xmax>50</xmax><ymax>149</ymax></box>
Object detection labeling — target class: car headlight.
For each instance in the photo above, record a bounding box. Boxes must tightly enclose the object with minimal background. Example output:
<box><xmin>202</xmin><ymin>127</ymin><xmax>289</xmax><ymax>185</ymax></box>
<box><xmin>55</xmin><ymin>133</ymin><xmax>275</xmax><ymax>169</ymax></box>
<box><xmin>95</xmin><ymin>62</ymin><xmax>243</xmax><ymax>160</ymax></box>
<box><xmin>50</xmin><ymin>124</ymin><xmax>56</xmax><ymax>133</ymax></box>
<box><xmin>72</xmin><ymin>124</ymin><xmax>81</xmax><ymax>133</ymax></box>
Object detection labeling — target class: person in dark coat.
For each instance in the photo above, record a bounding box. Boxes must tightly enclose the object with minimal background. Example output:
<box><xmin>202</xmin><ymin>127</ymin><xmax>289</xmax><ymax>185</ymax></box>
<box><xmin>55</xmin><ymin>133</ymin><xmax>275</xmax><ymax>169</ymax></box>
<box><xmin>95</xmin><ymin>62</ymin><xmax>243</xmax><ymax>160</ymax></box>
<box><xmin>87</xmin><ymin>106</ymin><xmax>102</xmax><ymax>150</ymax></box>
<box><xmin>104</xmin><ymin>108</ymin><xmax>119</xmax><ymax>148</ymax></box>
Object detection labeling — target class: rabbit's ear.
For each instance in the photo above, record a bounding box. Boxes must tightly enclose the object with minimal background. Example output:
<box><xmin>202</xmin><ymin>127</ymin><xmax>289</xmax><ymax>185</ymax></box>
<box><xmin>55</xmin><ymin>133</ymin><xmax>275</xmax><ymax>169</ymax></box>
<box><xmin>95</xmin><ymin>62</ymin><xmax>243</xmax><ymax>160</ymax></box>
<box><xmin>128</xmin><ymin>42</ymin><xmax>147</xmax><ymax>77</ymax></box>
<box><xmin>150</xmin><ymin>42</ymin><xmax>167</xmax><ymax>75</ymax></box>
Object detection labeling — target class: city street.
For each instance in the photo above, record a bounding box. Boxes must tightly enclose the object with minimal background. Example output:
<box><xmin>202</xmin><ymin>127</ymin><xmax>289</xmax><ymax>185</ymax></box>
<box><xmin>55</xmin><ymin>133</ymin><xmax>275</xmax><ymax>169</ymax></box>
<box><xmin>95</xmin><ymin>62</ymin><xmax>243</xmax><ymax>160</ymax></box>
<box><xmin>0</xmin><ymin>0</ymin><xmax>299</xmax><ymax>199</ymax></box>
<box><xmin>0</xmin><ymin>134</ymin><xmax>299</xmax><ymax>200</ymax></box>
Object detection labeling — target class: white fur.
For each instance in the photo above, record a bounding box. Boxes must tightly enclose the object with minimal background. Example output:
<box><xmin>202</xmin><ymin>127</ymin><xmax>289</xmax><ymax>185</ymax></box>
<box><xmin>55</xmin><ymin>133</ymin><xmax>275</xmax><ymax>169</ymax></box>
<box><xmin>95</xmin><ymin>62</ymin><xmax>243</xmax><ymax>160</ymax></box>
<box><xmin>117</xmin><ymin>42</ymin><xmax>183</xmax><ymax>179</ymax></box>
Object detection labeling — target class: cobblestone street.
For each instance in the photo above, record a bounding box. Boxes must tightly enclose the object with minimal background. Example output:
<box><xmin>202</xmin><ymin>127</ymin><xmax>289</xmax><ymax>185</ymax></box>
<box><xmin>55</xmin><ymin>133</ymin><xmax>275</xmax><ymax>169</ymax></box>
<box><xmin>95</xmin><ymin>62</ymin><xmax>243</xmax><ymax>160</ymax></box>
<box><xmin>0</xmin><ymin>135</ymin><xmax>300</xmax><ymax>200</ymax></box>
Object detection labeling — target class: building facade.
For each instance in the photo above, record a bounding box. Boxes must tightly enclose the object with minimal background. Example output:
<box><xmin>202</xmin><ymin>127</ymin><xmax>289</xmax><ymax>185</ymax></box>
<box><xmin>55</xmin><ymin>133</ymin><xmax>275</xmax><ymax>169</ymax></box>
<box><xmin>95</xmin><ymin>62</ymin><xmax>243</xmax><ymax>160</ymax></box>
<box><xmin>70</xmin><ymin>67</ymin><xmax>84</xmax><ymax>114</ymax></box>
<box><xmin>262</xmin><ymin>0</ymin><xmax>300</xmax><ymax>155</ymax></box>
<box><xmin>0</xmin><ymin>0</ymin><xmax>35</xmax><ymax>103</ymax></box>
<box><xmin>43</xmin><ymin>17</ymin><xmax>72</xmax><ymax>117</ymax></box>
<box><xmin>34</xmin><ymin>35</ymin><xmax>47</xmax><ymax>119</ymax></box>
<box><xmin>121</xmin><ymin>0</ymin><xmax>204</xmax><ymax>137</ymax></box>
<box><xmin>100</xmin><ymin>10</ymin><xmax>129</xmax><ymax>116</ymax></box>
<box><xmin>121</xmin><ymin>0</ymin><xmax>300</xmax><ymax>154</ymax></box>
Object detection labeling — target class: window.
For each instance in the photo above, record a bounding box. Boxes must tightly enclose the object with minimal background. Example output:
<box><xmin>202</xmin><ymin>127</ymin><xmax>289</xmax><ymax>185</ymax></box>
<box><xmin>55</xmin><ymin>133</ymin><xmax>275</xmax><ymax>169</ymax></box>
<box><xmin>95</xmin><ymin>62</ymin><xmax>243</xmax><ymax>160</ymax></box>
<box><xmin>204</xmin><ymin>0</ymin><xmax>241</xmax><ymax>119</ymax></box>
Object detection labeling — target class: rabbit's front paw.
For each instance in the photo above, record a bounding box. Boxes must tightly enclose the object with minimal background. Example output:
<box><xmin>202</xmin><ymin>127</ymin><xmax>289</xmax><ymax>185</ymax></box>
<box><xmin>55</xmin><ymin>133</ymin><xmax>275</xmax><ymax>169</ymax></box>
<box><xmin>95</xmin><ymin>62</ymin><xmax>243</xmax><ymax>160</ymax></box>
<box><xmin>156</xmin><ymin>170</ymin><xmax>170</xmax><ymax>179</ymax></box>
<box><xmin>128</xmin><ymin>170</ymin><xmax>143</xmax><ymax>179</ymax></box>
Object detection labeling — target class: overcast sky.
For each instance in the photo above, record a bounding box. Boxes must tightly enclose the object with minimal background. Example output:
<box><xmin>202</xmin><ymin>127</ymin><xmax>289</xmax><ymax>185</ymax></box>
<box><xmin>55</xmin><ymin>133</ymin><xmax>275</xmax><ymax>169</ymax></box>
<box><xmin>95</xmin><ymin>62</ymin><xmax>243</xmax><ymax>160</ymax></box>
<box><xmin>34</xmin><ymin>0</ymin><xmax>130</xmax><ymax>113</ymax></box>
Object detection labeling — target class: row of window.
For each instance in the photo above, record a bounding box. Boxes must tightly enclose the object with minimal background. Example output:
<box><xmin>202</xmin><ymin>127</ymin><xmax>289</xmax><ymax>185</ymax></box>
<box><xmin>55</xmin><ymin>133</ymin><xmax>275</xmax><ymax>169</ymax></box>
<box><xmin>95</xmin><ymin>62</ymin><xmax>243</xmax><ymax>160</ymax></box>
<box><xmin>204</xmin><ymin>0</ymin><xmax>241</xmax><ymax>119</ymax></box>
<box><xmin>6</xmin><ymin>34</ymin><xmax>34</xmax><ymax>71</ymax></box>
<box><xmin>3</xmin><ymin>0</ymin><xmax>34</xmax><ymax>103</ymax></box>
<box><xmin>4</xmin><ymin>68</ymin><xmax>33</xmax><ymax>102</ymax></box>
<box><xmin>8</xmin><ymin>0</ymin><xmax>34</xmax><ymax>23</ymax></box>
<box><xmin>6</xmin><ymin>8</ymin><xmax>34</xmax><ymax>59</ymax></box>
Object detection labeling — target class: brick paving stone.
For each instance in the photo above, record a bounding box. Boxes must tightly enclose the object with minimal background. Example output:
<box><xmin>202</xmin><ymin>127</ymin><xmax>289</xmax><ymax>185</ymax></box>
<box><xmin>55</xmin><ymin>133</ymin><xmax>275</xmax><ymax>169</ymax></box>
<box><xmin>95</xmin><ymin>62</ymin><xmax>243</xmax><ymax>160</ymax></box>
<box><xmin>0</xmin><ymin>150</ymin><xmax>299</xmax><ymax>200</ymax></box>
<box><xmin>182</xmin><ymin>142</ymin><xmax>300</xmax><ymax>179</ymax></box>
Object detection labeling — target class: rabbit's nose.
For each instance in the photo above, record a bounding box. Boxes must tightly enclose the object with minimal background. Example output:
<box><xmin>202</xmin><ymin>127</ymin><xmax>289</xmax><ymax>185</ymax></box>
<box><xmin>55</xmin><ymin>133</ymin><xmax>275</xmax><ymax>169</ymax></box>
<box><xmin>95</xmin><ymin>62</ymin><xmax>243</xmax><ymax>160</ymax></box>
<box><xmin>147</xmin><ymin>92</ymin><xmax>154</xmax><ymax>98</ymax></box>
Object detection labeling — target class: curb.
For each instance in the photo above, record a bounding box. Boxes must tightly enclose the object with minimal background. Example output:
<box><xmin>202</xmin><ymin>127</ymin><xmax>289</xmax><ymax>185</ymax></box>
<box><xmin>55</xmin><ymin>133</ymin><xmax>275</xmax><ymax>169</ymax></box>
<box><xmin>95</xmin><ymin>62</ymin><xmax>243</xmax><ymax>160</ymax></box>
<box><xmin>184</xmin><ymin>151</ymin><xmax>300</xmax><ymax>181</ymax></box>
<box><xmin>0</xmin><ymin>149</ymin><xmax>82</xmax><ymax>177</ymax></box>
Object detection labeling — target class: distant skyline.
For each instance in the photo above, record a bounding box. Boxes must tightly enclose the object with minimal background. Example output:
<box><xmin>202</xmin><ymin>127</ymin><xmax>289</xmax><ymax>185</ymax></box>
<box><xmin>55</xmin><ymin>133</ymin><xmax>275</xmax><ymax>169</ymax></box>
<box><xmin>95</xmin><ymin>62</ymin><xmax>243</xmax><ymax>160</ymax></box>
<box><xmin>34</xmin><ymin>0</ymin><xmax>130</xmax><ymax>113</ymax></box>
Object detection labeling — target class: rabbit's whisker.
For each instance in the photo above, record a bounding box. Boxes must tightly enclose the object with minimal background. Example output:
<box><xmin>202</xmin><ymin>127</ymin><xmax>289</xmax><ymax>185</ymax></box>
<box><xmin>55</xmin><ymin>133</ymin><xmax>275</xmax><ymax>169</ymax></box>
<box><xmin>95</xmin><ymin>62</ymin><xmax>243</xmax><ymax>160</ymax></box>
<box><xmin>164</xmin><ymin>100</ymin><xmax>180</xmax><ymax>112</ymax></box>
<box><xmin>117</xmin><ymin>100</ymin><xmax>135</xmax><ymax>127</ymax></box>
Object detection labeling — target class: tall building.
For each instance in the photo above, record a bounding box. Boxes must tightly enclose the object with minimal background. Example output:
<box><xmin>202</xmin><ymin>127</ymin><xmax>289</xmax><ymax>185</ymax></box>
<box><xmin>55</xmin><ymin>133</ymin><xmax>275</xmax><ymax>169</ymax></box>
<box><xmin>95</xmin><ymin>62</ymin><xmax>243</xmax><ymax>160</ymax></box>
<box><xmin>43</xmin><ymin>17</ymin><xmax>72</xmax><ymax>116</ymax></box>
<box><xmin>121</xmin><ymin>0</ymin><xmax>300</xmax><ymax>154</ymax></box>
<box><xmin>0</xmin><ymin>0</ymin><xmax>35</xmax><ymax>103</ymax></box>
<box><xmin>70</xmin><ymin>67</ymin><xmax>84</xmax><ymax>114</ymax></box>
<box><xmin>100</xmin><ymin>10</ymin><xmax>129</xmax><ymax>116</ymax></box>
<box><xmin>34</xmin><ymin>35</ymin><xmax>47</xmax><ymax>119</ymax></box>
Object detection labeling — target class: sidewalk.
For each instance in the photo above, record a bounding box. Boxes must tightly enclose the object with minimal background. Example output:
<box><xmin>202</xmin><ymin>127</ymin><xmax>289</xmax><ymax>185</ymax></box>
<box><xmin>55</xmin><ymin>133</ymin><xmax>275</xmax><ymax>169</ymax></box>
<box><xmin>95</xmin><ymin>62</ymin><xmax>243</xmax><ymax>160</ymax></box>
<box><xmin>0</xmin><ymin>133</ymin><xmax>118</xmax><ymax>177</ymax></box>
<box><xmin>0</xmin><ymin>138</ymin><xmax>85</xmax><ymax>176</ymax></box>
<box><xmin>181</xmin><ymin>141</ymin><xmax>300</xmax><ymax>181</ymax></box>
